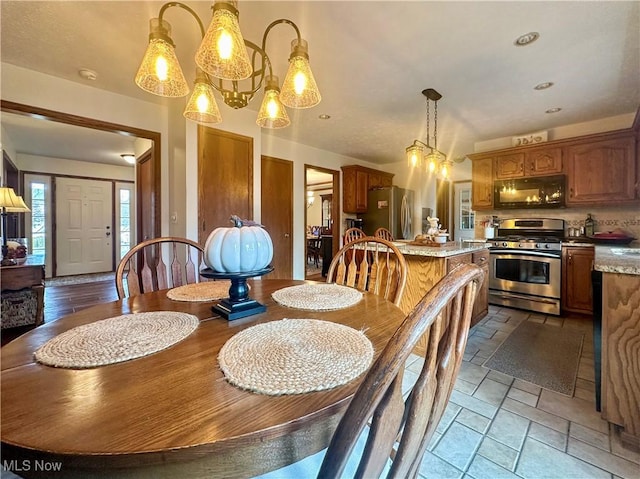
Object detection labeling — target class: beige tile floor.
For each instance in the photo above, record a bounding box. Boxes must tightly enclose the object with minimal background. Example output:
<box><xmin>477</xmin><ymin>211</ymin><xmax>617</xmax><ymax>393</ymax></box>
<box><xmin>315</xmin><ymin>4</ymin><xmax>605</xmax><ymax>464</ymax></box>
<box><xmin>410</xmin><ymin>305</ymin><xmax>640</xmax><ymax>479</ymax></box>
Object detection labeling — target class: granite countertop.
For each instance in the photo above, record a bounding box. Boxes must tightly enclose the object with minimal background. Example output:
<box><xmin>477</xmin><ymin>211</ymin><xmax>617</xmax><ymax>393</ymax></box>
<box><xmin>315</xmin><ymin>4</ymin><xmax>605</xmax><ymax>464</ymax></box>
<box><xmin>594</xmin><ymin>245</ymin><xmax>640</xmax><ymax>276</ymax></box>
<box><xmin>393</xmin><ymin>241</ymin><xmax>489</xmax><ymax>258</ymax></box>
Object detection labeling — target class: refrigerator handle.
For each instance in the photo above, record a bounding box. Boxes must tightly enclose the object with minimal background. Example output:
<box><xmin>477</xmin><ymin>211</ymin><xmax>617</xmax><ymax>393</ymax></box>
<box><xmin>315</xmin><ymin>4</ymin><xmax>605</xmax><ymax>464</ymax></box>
<box><xmin>400</xmin><ymin>194</ymin><xmax>412</xmax><ymax>239</ymax></box>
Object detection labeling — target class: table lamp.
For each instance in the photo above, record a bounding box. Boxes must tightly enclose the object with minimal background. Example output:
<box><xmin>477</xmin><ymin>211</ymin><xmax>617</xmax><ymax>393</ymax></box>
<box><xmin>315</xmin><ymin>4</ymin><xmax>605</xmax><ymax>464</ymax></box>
<box><xmin>0</xmin><ymin>186</ymin><xmax>31</xmax><ymax>266</ymax></box>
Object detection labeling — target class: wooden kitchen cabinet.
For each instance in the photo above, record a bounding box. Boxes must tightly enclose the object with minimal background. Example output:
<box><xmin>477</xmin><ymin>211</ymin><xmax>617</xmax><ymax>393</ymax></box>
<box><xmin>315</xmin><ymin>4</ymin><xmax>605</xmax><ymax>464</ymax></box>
<box><xmin>561</xmin><ymin>246</ymin><xmax>594</xmax><ymax>314</ymax></box>
<box><xmin>341</xmin><ymin>165</ymin><xmax>394</xmax><ymax>213</ymax></box>
<box><xmin>566</xmin><ymin>134</ymin><xmax>637</xmax><ymax>205</ymax></box>
<box><xmin>471</xmin><ymin>249</ymin><xmax>490</xmax><ymax>323</ymax></box>
<box><xmin>495</xmin><ymin>147</ymin><xmax>563</xmax><ymax>179</ymax></box>
<box><xmin>471</xmin><ymin>157</ymin><xmax>493</xmax><ymax>209</ymax></box>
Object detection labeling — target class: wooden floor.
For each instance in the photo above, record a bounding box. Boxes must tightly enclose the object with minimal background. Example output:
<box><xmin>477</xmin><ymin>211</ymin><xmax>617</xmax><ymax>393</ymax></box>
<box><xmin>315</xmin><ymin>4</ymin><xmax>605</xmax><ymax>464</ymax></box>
<box><xmin>1</xmin><ymin>279</ymin><xmax>118</xmax><ymax>347</ymax></box>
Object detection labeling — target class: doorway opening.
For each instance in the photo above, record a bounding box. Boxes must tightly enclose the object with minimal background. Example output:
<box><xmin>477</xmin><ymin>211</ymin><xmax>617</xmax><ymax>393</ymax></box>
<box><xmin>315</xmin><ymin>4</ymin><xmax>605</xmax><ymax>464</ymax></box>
<box><xmin>304</xmin><ymin>165</ymin><xmax>340</xmax><ymax>280</ymax></box>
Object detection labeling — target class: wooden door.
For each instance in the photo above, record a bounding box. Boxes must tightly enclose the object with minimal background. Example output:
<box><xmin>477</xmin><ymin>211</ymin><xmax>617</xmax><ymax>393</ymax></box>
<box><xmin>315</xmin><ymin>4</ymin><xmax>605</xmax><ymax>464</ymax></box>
<box><xmin>55</xmin><ymin>177</ymin><xmax>112</xmax><ymax>276</ymax></box>
<box><xmin>137</xmin><ymin>148</ymin><xmax>159</xmax><ymax>242</ymax></box>
<box><xmin>261</xmin><ymin>156</ymin><xmax>293</xmax><ymax>279</ymax></box>
<box><xmin>198</xmin><ymin>126</ymin><xmax>253</xmax><ymax>244</ymax></box>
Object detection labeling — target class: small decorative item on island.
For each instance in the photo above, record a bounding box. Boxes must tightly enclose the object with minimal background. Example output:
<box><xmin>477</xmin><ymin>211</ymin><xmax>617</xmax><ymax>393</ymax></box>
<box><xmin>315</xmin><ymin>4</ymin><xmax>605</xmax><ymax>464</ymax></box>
<box><xmin>202</xmin><ymin>215</ymin><xmax>274</xmax><ymax>320</ymax></box>
<box><xmin>413</xmin><ymin>216</ymin><xmax>450</xmax><ymax>245</ymax></box>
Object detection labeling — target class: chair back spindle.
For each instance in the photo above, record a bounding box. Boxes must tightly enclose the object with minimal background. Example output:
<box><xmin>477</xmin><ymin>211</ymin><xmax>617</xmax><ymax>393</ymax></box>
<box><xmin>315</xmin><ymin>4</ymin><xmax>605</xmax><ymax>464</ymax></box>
<box><xmin>116</xmin><ymin>237</ymin><xmax>204</xmax><ymax>299</ymax></box>
<box><xmin>326</xmin><ymin>236</ymin><xmax>408</xmax><ymax>307</ymax></box>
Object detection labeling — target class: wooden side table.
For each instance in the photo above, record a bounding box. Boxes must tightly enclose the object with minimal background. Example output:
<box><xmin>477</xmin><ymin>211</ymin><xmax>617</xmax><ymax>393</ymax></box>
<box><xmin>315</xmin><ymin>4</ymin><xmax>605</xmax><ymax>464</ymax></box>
<box><xmin>0</xmin><ymin>256</ymin><xmax>45</xmax><ymax>328</ymax></box>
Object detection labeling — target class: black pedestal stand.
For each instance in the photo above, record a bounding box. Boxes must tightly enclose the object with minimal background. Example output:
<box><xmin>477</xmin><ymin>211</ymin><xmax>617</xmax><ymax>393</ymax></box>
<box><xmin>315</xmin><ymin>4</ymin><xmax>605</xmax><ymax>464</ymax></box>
<box><xmin>200</xmin><ymin>266</ymin><xmax>274</xmax><ymax>321</ymax></box>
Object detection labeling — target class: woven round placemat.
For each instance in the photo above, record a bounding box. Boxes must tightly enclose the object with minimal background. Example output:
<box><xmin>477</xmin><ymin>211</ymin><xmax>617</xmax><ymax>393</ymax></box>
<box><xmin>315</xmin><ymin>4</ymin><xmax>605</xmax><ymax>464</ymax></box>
<box><xmin>167</xmin><ymin>281</ymin><xmax>232</xmax><ymax>302</ymax></box>
<box><xmin>271</xmin><ymin>283</ymin><xmax>363</xmax><ymax>311</ymax></box>
<box><xmin>34</xmin><ymin>312</ymin><xmax>200</xmax><ymax>369</ymax></box>
<box><xmin>218</xmin><ymin>318</ymin><xmax>373</xmax><ymax>395</ymax></box>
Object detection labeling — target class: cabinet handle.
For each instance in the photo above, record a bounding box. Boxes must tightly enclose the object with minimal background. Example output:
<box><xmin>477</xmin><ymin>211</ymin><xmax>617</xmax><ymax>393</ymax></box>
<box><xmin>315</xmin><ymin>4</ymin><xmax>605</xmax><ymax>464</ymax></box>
<box><xmin>568</xmin><ymin>253</ymin><xmax>573</xmax><ymax>265</ymax></box>
<box><xmin>569</xmin><ymin>188</ymin><xmax>574</xmax><ymax>198</ymax></box>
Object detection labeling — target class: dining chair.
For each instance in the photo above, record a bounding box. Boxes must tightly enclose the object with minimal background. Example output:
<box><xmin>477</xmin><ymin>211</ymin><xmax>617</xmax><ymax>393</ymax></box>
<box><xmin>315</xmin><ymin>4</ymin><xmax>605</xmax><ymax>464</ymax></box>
<box><xmin>374</xmin><ymin>227</ymin><xmax>394</xmax><ymax>241</ymax></box>
<box><xmin>326</xmin><ymin>236</ymin><xmax>407</xmax><ymax>307</ymax></box>
<box><xmin>307</xmin><ymin>237</ymin><xmax>322</xmax><ymax>267</ymax></box>
<box><xmin>343</xmin><ymin>227</ymin><xmax>365</xmax><ymax>245</ymax></box>
<box><xmin>115</xmin><ymin>237</ymin><xmax>204</xmax><ymax>299</ymax></box>
<box><xmin>319</xmin><ymin>263</ymin><xmax>484</xmax><ymax>478</ymax></box>
<box><xmin>256</xmin><ymin>263</ymin><xmax>484</xmax><ymax>479</ymax></box>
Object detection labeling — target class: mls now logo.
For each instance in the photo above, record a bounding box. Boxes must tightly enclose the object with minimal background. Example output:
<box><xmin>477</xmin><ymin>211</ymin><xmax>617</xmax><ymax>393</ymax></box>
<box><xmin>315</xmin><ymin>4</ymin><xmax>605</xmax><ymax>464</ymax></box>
<box><xmin>2</xmin><ymin>459</ymin><xmax>63</xmax><ymax>472</ymax></box>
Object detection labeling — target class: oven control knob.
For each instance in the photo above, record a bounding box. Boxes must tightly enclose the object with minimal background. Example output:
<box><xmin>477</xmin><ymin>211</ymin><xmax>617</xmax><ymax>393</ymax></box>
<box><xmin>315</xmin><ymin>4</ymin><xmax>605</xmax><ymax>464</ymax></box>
<box><xmin>535</xmin><ymin>243</ymin><xmax>541</xmax><ymax>249</ymax></box>
<box><xmin>502</xmin><ymin>242</ymin><xmax>508</xmax><ymax>247</ymax></box>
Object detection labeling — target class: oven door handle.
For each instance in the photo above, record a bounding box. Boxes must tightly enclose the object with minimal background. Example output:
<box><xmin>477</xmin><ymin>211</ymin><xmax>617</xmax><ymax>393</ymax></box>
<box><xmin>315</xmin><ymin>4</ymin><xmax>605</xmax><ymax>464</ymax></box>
<box><xmin>489</xmin><ymin>249</ymin><xmax>560</xmax><ymax>258</ymax></box>
<box><xmin>489</xmin><ymin>291</ymin><xmax>559</xmax><ymax>305</ymax></box>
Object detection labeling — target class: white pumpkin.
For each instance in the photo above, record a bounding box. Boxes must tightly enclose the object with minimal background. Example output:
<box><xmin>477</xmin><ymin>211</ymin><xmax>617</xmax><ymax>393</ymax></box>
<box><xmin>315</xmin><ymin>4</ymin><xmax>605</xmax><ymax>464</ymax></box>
<box><xmin>204</xmin><ymin>217</ymin><xmax>273</xmax><ymax>273</ymax></box>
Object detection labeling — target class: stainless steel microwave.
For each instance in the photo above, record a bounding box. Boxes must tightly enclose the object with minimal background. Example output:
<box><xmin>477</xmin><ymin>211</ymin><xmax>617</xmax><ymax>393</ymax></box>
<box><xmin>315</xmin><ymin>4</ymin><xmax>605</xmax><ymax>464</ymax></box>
<box><xmin>494</xmin><ymin>175</ymin><xmax>565</xmax><ymax>209</ymax></box>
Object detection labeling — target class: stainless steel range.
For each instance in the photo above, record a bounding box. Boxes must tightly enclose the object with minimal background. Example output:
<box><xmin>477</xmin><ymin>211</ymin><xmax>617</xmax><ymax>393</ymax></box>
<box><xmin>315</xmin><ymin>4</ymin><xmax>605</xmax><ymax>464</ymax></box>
<box><xmin>488</xmin><ymin>218</ymin><xmax>564</xmax><ymax>315</ymax></box>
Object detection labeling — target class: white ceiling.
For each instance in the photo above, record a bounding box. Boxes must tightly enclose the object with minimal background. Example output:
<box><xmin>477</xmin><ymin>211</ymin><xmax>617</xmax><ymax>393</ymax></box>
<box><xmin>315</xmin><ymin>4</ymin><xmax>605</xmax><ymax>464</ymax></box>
<box><xmin>1</xmin><ymin>1</ymin><xmax>639</xmax><ymax>168</ymax></box>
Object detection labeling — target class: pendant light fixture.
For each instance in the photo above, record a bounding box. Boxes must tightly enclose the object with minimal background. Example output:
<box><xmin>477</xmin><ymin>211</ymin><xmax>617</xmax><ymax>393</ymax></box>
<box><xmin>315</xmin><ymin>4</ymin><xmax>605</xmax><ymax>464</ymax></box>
<box><xmin>135</xmin><ymin>0</ymin><xmax>321</xmax><ymax>128</ymax></box>
<box><xmin>406</xmin><ymin>88</ymin><xmax>452</xmax><ymax>178</ymax></box>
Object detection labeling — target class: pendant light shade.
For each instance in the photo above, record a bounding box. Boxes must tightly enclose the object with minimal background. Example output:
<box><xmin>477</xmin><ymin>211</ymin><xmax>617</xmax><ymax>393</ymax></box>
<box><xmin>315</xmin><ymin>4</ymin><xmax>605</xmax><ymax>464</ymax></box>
<box><xmin>280</xmin><ymin>39</ymin><xmax>321</xmax><ymax>108</ymax></box>
<box><xmin>406</xmin><ymin>144</ymin><xmax>424</xmax><ymax>168</ymax></box>
<box><xmin>183</xmin><ymin>69</ymin><xmax>222</xmax><ymax>124</ymax></box>
<box><xmin>195</xmin><ymin>1</ymin><xmax>252</xmax><ymax>81</ymax></box>
<box><xmin>256</xmin><ymin>76</ymin><xmax>290</xmax><ymax>129</ymax></box>
<box><xmin>135</xmin><ymin>18</ymin><xmax>190</xmax><ymax>97</ymax></box>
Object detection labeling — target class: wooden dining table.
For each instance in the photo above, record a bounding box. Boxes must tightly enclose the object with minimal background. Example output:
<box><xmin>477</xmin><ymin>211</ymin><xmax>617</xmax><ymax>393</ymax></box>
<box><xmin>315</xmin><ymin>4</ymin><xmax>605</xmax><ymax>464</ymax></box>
<box><xmin>1</xmin><ymin>279</ymin><xmax>406</xmax><ymax>478</ymax></box>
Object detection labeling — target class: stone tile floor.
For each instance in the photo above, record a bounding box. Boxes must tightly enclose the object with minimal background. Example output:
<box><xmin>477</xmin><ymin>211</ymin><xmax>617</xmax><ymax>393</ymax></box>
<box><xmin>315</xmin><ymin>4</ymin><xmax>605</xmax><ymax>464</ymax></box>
<box><xmin>409</xmin><ymin>305</ymin><xmax>640</xmax><ymax>479</ymax></box>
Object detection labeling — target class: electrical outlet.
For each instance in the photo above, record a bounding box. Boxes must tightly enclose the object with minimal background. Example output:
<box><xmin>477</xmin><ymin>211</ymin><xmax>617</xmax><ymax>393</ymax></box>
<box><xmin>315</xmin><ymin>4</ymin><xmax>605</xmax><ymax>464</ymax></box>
<box><xmin>170</xmin><ymin>212</ymin><xmax>178</xmax><ymax>224</ymax></box>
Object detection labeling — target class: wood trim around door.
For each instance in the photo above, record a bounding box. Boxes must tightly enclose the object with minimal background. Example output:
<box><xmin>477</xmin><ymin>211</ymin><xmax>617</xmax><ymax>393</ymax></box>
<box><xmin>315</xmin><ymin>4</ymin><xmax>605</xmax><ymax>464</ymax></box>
<box><xmin>304</xmin><ymin>164</ymin><xmax>341</xmax><ymax>261</ymax></box>
<box><xmin>1</xmin><ymin>100</ymin><xmax>162</xmax><ymax>242</ymax></box>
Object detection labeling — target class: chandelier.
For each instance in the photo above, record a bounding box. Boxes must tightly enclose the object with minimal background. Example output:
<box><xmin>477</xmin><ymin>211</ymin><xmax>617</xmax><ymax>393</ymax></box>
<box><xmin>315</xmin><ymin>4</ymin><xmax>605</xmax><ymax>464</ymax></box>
<box><xmin>135</xmin><ymin>1</ymin><xmax>321</xmax><ymax>129</ymax></box>
<box><xmin>405</xmin><ymin>88</ymin><xmax>453</xmax><ymax>178</ymax></box>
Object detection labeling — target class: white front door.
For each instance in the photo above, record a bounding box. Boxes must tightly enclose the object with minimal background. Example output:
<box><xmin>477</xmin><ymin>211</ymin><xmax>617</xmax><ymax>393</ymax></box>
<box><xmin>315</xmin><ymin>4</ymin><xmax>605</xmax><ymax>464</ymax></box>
<box><xmin>56</xmin><ymin>178</ymin><xmax>112</xmax><ymax>276</ymax></box>
<box><xmin>453</xmin><ymin>181</ymin><xmax>475</xmax><ymax>241</ymax></box>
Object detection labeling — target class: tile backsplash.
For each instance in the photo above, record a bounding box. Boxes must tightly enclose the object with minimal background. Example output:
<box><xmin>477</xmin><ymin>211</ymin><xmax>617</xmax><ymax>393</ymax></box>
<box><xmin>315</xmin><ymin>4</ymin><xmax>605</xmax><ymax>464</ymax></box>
<box><xmin>475</xmin><ymin>205</ymin><xmax>640</xmax><ymax>241</ymax></box>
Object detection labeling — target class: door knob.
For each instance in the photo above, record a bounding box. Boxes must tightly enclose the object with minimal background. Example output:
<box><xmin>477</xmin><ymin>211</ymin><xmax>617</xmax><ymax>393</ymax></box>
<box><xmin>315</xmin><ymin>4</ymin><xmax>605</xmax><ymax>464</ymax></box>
<box><xmin>106</xmin><ymin>231</ymin><xmax>111</xmax><ymax>237</ymax></box>
<box><xmin>284</xmin><ymin>233</ymin><xmax>290</xmax><ymax>238</ymax></box>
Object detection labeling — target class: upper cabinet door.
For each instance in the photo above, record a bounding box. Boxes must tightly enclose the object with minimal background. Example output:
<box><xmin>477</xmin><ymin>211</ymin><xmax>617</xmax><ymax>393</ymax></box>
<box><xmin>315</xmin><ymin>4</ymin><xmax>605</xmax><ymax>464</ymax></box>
<box><xmin>567</xmin><ymin>135</ymin><xmax>636</xmax><ymax>205</ymax></box>
<box><xmin>472</xmin><ymin>157</ymin><xmax>494</xmax><ymax>209</ymax></box>
<box><xmin>526</xmin><ymin>147</ymin><xmax>563</xmax><ymax>176</ymax></box>
<box><xmin>495</xmin><ymin>153</ymin><xmax>525</xmax><ymax>179</ymax></box>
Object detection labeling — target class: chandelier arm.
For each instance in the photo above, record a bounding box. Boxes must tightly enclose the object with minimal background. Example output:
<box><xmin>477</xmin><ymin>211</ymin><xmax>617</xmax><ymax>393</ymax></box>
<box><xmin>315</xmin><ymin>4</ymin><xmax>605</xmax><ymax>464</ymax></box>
<box><xmin>158</xmin><ymin>2</ymin><xmax>206</xmax><ymax>38</ymax></box>
<box><xmin>261</xmin><ymin>19</ymin><xmax>302</xmax><ymax>53</ymax></box>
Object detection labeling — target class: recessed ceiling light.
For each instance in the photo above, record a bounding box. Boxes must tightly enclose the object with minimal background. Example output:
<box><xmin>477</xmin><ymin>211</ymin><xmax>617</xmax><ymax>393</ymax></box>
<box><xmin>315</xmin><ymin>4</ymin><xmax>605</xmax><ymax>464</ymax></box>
<box><xmin>514</xmin><ymin>32</ymin><xmax>540</xmax><ymax>46</ymax></box>
<box><xmin>78</xmin><ymin>68</ymin><xmax>98</xmax><ymax>81</ymax></box>
<box><xmin>534</xmin><ymin>82</ymin><xmax>554</xmax><ymax>90</ymax></box>
<box><xmin>318</xmin><ymin>114</ymin><xmax>331</xmax><ymax>120</ymax></box>
<box><xmin>545</xmin><ymin>107</ymin><xmax>562</xmax><ymax>114</ymax></box>
<box><xmin>121</xmin><ymin>154</ymin><xmax>136</xmax><ymax>164</ymax></box>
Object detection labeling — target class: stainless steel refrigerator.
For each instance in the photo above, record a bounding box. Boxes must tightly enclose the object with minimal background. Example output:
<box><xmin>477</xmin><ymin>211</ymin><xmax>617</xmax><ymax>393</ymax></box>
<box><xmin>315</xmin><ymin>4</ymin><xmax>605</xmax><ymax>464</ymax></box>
<box><xmin>358</xmin><ymin>186</ymin><xmax>414</xmax><ymax>239</ymax></box>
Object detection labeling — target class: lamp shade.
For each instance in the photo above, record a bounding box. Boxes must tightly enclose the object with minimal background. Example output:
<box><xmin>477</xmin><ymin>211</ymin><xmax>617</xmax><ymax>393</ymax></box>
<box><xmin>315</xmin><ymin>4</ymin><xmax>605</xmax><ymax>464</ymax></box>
<box><xmin>195</xmin><ymin>1</ymin><xmax>252</xmax><ymax>81</ymax></box>
<box><xmin>406</xmin><ymin>144</ymin><xmax>424</xmax><ymax>168</ymax></box>
<box><xmin>183</xmin><ymin>70</ymin><xmax>222</xmax><ymax>124</ymax></box>
<box><xmin>257</xmin><ymin>76</ymin><xmax>290</xmax><ymax>129</ymax></box>
<box><xmin>426</xmin><ymin>150</ymin><xmax>442</xmax><ymax>173</ymax></box>
<box><xmin>0</xmin><ymin>187</ymin><xmax>30</xmax><ymax>212</ymax></box>
<box><xmin>135</xmin><ymin>18</ymin><xmax>190</xmax><ymax>97</ymax></box>
<box><xmin>280</xmin><ymin>39</ymin><xmax>321</xmax><ymax>109</ymax></box>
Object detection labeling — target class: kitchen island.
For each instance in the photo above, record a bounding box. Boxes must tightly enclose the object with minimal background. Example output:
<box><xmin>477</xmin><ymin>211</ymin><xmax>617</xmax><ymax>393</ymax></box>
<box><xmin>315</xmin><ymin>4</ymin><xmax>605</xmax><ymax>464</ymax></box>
<box><xmin>393</xmin><ymin>241</ymin><xmax>490</xmax><ymax>331</ymax></box>
<box><xmin>593</xmin><ymin>245</ymin><xmax>640</xmax><ymax>450</ymax></box>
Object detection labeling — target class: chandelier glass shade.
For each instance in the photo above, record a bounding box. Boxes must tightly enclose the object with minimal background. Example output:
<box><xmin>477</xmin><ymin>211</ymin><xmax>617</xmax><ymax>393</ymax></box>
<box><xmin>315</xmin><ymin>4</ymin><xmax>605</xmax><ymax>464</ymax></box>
<box><xmin>134</xmin><ymin>0</ymin><xmax>321</xmax><ymax>128</ymax></box>
<box><xmin>406</xmin><ymin>88</ymin><xmax>452</xmax><ymax>178</ymax></box>
<box><xmin>135</xmin><ymin>18</ymin><xmax>190</xmax><ymax>97</ymax></box>
<box><xmin>183</xmin><ymin>69</ymin><xmax>222</xmax><ymax>123</ymax></box>
<box><xmin>256</xmin><ymin>75</ymin><xmax>290</xmax><ymax>128</ymax></box>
